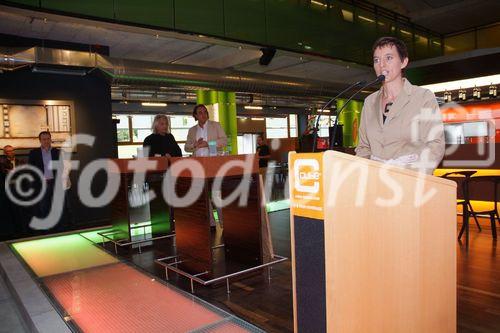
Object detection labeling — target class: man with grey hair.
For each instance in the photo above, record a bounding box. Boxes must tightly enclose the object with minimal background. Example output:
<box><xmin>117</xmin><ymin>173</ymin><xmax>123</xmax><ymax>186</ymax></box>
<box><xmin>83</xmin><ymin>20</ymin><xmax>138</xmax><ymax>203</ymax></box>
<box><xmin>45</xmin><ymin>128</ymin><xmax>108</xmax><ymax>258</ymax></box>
<box><xmin>0</xmin><ymin>145</ymin><xmax>22</xmax><ymax>175</ymax></box>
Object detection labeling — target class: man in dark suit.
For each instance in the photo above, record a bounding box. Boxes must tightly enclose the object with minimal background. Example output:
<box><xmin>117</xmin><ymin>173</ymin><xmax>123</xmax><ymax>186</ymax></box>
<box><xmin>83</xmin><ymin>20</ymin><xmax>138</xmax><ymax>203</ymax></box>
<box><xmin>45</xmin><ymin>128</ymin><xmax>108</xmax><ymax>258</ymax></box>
<box><xmin>28</xmin><ymin>131</ymin><xmax>60</xmax><ymax>220</ymax></box>
<box><xmin>0</xmin><ymin>145</ymin><xmax>23</xmax><ymax>175</ymax></box>
<box><xmin>1</xmin><ymin>145</ymin><xmax>25</xmax><ymax>239</ymax></box>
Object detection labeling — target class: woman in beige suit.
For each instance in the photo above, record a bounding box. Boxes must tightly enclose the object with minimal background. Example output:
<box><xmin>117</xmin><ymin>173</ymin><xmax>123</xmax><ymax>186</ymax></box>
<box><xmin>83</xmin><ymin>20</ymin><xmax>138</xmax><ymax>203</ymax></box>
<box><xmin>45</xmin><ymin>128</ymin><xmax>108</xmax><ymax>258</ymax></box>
<box><xmin>355</xmin><ymin>37</ymin><xmax>445</xmax><ymax>175</ymax></box>
<box><xmin>185</xmin><ymin>104</ymin><xmax>228</xmax><ymax>156</ymax></box>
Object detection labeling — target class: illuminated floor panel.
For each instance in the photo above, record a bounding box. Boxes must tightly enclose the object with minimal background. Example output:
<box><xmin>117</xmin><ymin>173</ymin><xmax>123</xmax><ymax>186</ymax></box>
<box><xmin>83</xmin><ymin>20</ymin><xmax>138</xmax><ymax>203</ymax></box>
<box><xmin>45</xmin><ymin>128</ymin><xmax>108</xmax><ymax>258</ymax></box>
<box><xmin>266</xmin><ymin>199</ymin><xmax>290</xmax><ymax>213</ymax></box>
<box><xmin>12</xmin><ymin>235</ymin><xmax>118</xmax><ymax>277</ymax></box>
<box><xmin>43</xmin><ymin>263</ymin><xmax>234</xmax><ymax>333</ymax></box>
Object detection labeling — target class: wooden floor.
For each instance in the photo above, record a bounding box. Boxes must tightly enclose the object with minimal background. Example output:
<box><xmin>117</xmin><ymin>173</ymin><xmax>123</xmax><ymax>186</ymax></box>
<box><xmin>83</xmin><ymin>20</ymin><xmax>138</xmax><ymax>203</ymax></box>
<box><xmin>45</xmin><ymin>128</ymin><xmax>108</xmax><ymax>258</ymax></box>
<box><xmin>115</xmin><ymin>211</ymin><xmax>499</xmax><ymax>333</ymax></box>
<box><xmin>457</xmin><ymin>217</ymin><xmax>500</xmax><ymax>333</ymax></box>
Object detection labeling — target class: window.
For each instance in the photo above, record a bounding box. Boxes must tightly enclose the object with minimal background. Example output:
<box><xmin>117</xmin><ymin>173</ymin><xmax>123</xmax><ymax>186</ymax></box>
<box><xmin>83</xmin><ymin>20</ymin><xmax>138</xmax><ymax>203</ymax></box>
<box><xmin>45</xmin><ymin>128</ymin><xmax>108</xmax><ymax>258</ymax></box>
<box><xmin>266</xmin><ymin>117</ymin><xmax>288</xmax><ymax>139</ymax></box>
<box><xmin>289</xmin><ymin>114</ymin><xmax>298</xmax><ymax>137</ymax></box>
<box><xmin>318</xmin><ymin>115</ymin><xmax>335</xmax><ymax>137</ymax></box>
<box><xmin>118</xmin><ymin>145</ymin><xmax>142</xmax><ymax>159</ymax></box>
<box><xmin>115</xmin><ymin>115</ymin><xmax>131</xmax><ymax>142</ymax></box>
<box><xmin>237</xmin><ymin>134</ymin><xmax>258</xmax><ymax>154</ymax></box>
<box><xmin>170</xmin><ymin>115</ymin><xmax>197</xmax><ymax>142</ymax></box>
<box><xmin>131</xmin><ymin>115</ymin><xmax>154</xmax><ymax>142</ymax></box>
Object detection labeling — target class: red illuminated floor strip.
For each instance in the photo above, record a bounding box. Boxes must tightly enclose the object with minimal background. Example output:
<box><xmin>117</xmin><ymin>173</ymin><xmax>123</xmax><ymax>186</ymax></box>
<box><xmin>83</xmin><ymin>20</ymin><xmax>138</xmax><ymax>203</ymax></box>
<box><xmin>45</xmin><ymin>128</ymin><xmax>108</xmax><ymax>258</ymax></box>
<box><xmin>43</xmin><ymin>263</ymin><xmax>240</xmax><ymax>333</ymax></box>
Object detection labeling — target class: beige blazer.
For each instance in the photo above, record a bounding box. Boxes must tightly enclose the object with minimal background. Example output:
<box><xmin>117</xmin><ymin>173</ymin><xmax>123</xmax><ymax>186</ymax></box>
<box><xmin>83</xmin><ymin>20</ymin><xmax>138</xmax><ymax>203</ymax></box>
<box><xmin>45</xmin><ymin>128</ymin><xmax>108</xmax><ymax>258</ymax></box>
<box><xmin>355</xmin><ymin>78</ymin><xmax>445</xmax><ymax>174</ymax></box>
<box><xmin>184</xmin><ymin>120</ymin><xmax>228</xmax><ymax>154</ymax></box>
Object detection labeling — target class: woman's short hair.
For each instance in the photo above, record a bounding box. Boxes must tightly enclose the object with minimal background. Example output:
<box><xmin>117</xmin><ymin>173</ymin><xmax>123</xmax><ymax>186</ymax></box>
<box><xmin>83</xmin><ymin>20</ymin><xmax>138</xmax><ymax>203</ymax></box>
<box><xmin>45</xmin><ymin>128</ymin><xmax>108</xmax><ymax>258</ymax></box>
<box><xmin>372</xmin><ymin>36</ymin><xmax>408</xmax><ymax>61</ymax></box>
<box><xmin>151</xmin><ymin>114</ymin><xmax>170</xmax><ymax>134</ymax></box>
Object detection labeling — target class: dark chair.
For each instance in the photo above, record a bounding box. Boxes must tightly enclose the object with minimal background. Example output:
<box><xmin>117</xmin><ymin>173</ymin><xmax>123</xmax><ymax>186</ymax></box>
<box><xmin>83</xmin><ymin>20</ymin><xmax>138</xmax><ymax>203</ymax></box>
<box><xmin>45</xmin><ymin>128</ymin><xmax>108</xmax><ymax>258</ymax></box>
<box><xmin>441</xmin><ymin>171</ymin><xmax>481</xmax><ymax>245</ymax></box>
<box><xmin>467</xmin><ymin>175</ymin><xmax>499</xmax><ymax>240</ymax></box>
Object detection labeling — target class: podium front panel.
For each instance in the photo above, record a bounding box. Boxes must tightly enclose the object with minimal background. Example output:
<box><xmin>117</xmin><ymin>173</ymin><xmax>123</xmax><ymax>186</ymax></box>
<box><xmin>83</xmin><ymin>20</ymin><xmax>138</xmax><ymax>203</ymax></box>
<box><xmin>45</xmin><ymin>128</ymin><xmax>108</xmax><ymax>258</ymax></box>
<box><xmin>289</xmin><ymin>151</ymin><xmax>457</xmax><ymax>333</ymax></box>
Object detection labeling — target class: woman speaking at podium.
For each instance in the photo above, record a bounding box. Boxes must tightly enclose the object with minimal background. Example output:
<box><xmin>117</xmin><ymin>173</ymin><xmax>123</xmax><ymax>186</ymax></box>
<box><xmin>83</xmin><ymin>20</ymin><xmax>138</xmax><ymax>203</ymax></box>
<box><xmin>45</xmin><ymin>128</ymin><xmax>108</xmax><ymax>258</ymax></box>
<box><xmin>355</xmin><ymin>37</ymin><xmax>445</xmax><ymax>175</ymax></box>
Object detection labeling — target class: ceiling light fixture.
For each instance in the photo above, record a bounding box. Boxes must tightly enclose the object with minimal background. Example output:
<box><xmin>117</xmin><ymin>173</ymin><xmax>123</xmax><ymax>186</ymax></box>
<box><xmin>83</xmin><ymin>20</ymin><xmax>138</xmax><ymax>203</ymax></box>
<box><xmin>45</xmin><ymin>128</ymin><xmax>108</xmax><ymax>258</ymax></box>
<box><xmin>142</xmin><ymin>102</ymin><xmax>167</xmax><ymax>107</ymax></box>
<box><xmin>244</xmin><ymin>105</ymin><xmax>263</xmax><ymax>110</ymax></box>
<box><xmin>358</xmin><ymin>15</ymin><xmax>375</xmax><ymax>23</ymax></box>
<box><xmin>311</xmin><ymin>1</ymin><xmax>327</xmax><ymax>8</ymax></box>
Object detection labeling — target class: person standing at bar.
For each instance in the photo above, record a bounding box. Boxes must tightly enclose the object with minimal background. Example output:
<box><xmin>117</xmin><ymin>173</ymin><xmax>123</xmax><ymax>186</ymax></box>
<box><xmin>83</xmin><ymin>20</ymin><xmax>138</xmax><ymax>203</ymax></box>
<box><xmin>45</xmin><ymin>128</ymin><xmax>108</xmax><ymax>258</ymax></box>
<box><xmin>143</xmin><ymin>114</ymin><xmax>182</xmax><ymax>157</ymax></box>
<box><xmin>185</xmin><ymin>104</ymin><xmax>227</xmax><ymax>229</ymax></box>
<box><xmin>355</xmin><ymin>37</ymin><xmax>445</xmax><ymax>174</ymax></box>
<box><xmin>185</xmin><ymin>104</ymin><xmax>227</xmax><ymax>156</ymax></box>
<box><xmin>256</xmin><ymin>134</ymin><xmax>271</xmax><ymax>168</ymax></box>
<box><xmin>28</xmin><ymin>131</ymin><xmax>60</xmax><ymax>219</ymax></box>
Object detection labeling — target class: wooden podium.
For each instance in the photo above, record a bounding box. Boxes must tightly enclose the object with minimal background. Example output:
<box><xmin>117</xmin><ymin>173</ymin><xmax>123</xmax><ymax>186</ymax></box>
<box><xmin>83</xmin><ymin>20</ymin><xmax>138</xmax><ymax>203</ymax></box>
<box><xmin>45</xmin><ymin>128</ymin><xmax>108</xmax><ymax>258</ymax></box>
<box><xmin>289</xmin><ymin>151</ymin><xmax>457</xmax><ymax>333</ymax></box>
<box><xmin>169</xmin><ymin>155</ymin><xmax>262</xmax><ymax>278</ymax></box>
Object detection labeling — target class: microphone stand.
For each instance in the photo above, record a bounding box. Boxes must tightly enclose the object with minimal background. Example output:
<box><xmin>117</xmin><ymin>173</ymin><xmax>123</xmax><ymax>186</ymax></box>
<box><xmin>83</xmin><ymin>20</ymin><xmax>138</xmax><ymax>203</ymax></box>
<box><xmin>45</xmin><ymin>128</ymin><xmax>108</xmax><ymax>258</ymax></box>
<box><xmin>312</xmin><ymin>80</ymin><xmax>365</xmax><ymax>152</ymax></box>
<box><xmin>328</xmin><ymin>75</ymin><xmax>385</xmax><ymax>150</ymax></box>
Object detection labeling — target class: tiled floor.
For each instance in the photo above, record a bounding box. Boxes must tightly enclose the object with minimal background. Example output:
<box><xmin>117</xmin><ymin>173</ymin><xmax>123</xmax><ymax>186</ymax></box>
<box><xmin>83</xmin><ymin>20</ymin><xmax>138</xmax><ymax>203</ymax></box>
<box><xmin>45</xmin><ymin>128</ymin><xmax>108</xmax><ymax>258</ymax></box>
<box><xmin>9</xmin><ymin>232</ymin><xmax>262</xmax><ymax>332</ymax></box>
<box><xmin>0</xmin><ymin>277</ymin><xmax>27</xmax><ymax>333</ymax></box>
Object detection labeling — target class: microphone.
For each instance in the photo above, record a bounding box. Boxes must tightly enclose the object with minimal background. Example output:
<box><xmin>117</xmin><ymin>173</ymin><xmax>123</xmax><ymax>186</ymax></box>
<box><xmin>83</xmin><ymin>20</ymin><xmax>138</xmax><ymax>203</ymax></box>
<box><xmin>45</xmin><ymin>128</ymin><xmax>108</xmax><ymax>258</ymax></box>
<box><xmin>312</xmin><ymin>80</ymin><xmax>367</xmax><ymax>152</ymax></box>
<box><xmin>375</xmin><ymin>74</ymin><xmax>386</xmax><ymax>83</ymax></box>
<box><xmin>328</xmin><ymin>74</ymin><xmax>385</xmax><ymax>150</ymax></box>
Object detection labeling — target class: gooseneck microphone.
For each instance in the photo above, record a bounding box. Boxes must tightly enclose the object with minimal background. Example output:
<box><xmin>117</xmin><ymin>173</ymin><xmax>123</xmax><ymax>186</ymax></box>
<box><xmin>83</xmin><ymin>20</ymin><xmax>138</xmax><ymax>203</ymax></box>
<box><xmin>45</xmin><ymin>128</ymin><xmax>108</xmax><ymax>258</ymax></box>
<box><xmin>312</xmin><ymin>80</ymin><xmax>367</xmax><ymax>152</ymax></box>
<box><xmin>328</xmin><ymin>74</ymin><xmax>385</xmax><ymax>150</ymax></box>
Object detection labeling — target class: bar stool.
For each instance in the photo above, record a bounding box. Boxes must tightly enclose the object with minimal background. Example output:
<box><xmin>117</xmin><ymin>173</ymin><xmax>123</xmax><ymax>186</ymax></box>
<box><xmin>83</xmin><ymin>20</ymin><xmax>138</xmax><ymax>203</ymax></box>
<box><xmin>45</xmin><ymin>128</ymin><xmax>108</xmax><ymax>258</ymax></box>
<box><xmin>441</xmin><ymin>171</ymin><xmax>481</xmax><ymax>245</ymax></box>
<box><xmin>467</xmin><ymin>175</ymin><xmax>499</xmax><ymax>240</ymax></box>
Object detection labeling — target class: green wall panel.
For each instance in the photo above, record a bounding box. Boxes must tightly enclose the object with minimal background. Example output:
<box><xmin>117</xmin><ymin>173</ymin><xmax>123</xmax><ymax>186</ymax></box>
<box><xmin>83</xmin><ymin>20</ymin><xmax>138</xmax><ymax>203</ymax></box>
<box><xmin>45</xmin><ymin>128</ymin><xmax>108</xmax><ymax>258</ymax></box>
<box><xmin>7</xmin><ymin>0</ymin><xmax>39</xmax><ymax>7</ymax></box>
<box><xmin>265</xmin><ymin>0</ymin><xmax>373</xmax><ymax>64</ymax></box>
<box><xmin>174</xmin><ymin>0</ymin><xmax>224</xmax><ymax>36</ymax></box>
<box><xmin>265</xmin><ymin>0</ymin><xmax>309</xmax><ymax>52</ymax></box>
<box><xmin>41</xmin><ymin>0</ymin><xmax>114</xmax><ymax>19</ymax></box>
<box><xmin>224</xmin><ymin>0</ymin><xmax>267</xmax><ymax>44</ymax></box>
<box><xmin>337</xmin><ymin>99</ymin><xmax>362</xmax><ymax>148</ymax></box>
<box><xmin>114</xmin><ymin>0</ymin><xmax>174</xmax><ymax>28</ymax></box>
<box><xmin>217</xmin><ymin>91</ymin><xmax>238</xmax><ymax>155</ymax></box>
<box><xmin>196</xmin><ymin>90</ymin><xmax>238</xmax><ymax>154</ymax></box>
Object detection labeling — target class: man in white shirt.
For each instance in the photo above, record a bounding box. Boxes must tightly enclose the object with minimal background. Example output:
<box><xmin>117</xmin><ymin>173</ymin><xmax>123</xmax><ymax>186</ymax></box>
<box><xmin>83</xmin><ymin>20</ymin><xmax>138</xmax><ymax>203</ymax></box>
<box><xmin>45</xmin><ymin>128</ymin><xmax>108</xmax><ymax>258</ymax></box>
<box><xmin>185</xmin><ymin>104</ymin><xmax>227</xmax><ymax>156</ymax></box>
<box><xmin>184</xmin><ymin>104</ymin><xmax>228</xmax><ymax>228</ymax></box>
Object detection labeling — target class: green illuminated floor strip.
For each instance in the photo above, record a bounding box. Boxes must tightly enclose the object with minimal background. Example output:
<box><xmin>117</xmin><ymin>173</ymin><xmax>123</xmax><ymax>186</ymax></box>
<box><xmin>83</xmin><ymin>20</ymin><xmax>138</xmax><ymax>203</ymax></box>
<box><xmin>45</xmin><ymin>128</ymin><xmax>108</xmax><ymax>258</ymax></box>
<box><xmin>266</xmin><ymin>199</ymin><xmax>290</xmax><ymax>213</ymax></box>
<box><xmin>12</xmin><ymin>234</ymin><xmax>118</xmax><ymax>278</ymax></box>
